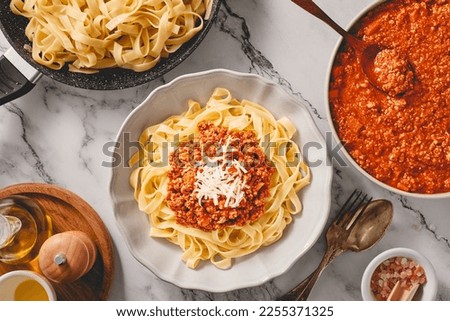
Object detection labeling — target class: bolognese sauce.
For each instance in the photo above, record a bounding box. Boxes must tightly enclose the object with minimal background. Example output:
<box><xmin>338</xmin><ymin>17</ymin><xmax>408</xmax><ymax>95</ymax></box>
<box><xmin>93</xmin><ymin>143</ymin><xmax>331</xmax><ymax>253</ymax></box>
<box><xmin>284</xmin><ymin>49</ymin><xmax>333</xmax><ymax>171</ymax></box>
<box><xmin>166</xmin><ymin>122</ymin><xmax>274</xmax><ymax>231</ymax></box>
<box><xmin>330</xmin><ymin>0</ymin><xmax>450</xmax><ymax>193</ymax></box>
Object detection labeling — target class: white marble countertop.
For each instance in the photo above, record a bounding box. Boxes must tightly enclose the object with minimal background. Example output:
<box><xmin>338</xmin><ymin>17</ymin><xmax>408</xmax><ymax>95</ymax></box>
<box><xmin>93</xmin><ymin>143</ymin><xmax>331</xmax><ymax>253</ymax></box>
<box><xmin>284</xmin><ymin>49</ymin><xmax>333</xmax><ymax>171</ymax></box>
<box><xmin>1</xmin><ymin>0</ymin><xmax>449</xmax><ymax>301</ymax></box>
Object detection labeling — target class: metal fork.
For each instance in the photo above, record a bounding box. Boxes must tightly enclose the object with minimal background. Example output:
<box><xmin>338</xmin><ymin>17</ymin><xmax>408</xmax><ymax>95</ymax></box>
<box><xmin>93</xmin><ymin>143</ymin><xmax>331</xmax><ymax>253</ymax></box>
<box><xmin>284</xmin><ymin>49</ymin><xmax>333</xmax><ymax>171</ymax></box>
<box><xmin>278</xmin><ymin>190</ymin><xmax>372</xmax><ymax>301</ymax></box>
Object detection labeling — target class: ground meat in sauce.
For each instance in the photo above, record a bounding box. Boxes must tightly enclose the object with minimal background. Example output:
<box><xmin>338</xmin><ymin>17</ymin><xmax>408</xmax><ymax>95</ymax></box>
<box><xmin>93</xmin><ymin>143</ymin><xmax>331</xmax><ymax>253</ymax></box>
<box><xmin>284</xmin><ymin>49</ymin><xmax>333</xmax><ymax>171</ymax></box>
<box><xmin>166</xmin><ymin>122</ymin><xmax>274</xmax><ymax>231</ymax></box>
<box><xmin>373</xmin><ymin>48</ymin><xmax>414</xmax><ymax>96</ymax></box>
<box><xmin>330</xmin><ymin>0</ymin><xmax>450</xmax><ymax>194</ymax></box>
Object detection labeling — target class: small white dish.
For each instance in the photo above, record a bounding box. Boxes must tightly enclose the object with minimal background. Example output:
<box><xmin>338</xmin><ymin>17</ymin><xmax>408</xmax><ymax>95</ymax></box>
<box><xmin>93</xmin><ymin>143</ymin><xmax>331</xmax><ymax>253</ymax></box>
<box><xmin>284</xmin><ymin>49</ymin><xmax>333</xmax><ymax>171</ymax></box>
<box><xmin>361</xmin><ymin>247</ymin><xmax>438</xmax><ymax>301</ymax></box>
<box><xmin>0</xmin><ymin>270</ymin><xmax>57</xmax><ymax>301</ymax></box>
<box><xmin>109</xmin><ymin>69</ymin><xmax>333</xmax><ymax>292</ymax></box>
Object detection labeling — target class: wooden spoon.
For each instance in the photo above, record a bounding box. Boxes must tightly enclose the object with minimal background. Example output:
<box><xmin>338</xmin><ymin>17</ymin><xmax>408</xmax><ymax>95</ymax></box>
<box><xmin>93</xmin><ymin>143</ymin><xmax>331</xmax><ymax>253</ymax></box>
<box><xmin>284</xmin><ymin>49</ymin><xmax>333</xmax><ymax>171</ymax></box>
<box><xmin>387</xmin><ymin>281</ymin><xmax>420</xmax><ymax>301</ymax></box>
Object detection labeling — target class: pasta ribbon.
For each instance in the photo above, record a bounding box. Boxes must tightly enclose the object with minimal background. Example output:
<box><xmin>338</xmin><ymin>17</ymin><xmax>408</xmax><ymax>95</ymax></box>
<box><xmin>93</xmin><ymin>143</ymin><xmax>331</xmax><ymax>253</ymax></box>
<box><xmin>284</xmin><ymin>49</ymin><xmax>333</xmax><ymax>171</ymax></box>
<box><xmin>130</xmin><ymin>88</ymin><xmax>311</xmax><ymax>269</ymax></box>
<box><xmin>11</xmin><ymin>0</ymin><xmax>211</xmax><ymax>73</ymax></box>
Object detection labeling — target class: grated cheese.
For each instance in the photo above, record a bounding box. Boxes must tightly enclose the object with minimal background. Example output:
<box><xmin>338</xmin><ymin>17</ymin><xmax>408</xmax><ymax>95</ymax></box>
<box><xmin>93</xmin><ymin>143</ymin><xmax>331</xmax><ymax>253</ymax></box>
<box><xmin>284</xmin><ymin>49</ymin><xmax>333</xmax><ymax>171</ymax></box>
<box><xmin>194</xmin><ymin>138</ymin><xmax>247</xmax><ymax>208</ymax></box>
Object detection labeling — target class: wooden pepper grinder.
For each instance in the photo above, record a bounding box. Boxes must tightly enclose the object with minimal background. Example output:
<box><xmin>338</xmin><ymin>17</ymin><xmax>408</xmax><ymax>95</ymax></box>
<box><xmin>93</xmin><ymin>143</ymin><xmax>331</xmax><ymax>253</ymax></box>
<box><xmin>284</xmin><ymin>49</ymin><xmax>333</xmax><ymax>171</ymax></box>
<box><xmin>38</xmin><ymin>231</ymin><xmax>97</xmax><ymax>283</ymax></box>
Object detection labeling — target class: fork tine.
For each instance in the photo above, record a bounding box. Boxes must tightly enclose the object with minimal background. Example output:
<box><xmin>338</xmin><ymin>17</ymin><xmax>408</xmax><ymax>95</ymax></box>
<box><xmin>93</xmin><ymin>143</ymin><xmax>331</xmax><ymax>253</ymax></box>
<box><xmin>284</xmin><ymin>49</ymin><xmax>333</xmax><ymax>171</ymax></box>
<box><xmin>336</xmin><ymin>189</ymin><xmax>373</xmax><ymax>230</ymax></box>
<box><xmin>344</xmin><ymin>195</ymin><xmax>373</xmax><ymax>230</ymax></box>
<box><xmin>336</xmin><ymin>189</ymin><xmax>362</xmax><ymax>223</ymax></box>
<box><xmin>336</xmin><ymin>189</ymin><xmax>361</xmax><ymax>219</ymax></box>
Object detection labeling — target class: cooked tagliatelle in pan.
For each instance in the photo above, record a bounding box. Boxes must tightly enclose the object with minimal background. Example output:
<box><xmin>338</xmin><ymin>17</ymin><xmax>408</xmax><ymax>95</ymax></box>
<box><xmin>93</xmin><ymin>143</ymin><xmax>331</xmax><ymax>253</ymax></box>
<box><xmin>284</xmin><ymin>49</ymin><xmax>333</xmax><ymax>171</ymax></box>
<box><xmin>129</xmin><ymin>88</ymin><xmax>311</xmax><ymax>269</ymax></box>
<box><xmin>10</xmin><ymin>0</ymin><xmax>212</xmax><ymax>73</ymax></box>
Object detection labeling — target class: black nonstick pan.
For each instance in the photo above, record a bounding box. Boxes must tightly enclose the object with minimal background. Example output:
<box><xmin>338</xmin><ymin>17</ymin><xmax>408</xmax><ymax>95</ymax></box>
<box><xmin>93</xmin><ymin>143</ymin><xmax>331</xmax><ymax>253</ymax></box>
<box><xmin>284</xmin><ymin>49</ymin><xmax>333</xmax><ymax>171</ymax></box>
<box><xmin>0</xmin><ymin>1</ymin><xmax>221</xmax><ymax>105</ymax></box>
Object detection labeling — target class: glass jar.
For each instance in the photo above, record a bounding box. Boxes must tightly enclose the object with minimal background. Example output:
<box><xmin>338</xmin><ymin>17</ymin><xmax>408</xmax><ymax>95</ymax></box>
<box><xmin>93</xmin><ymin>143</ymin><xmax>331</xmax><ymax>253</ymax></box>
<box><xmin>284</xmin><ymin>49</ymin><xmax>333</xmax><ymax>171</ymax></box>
<box><xmin>0</xmin><ymin>195</ymin><xmax>52</xmax><ymax>264</ymax></box>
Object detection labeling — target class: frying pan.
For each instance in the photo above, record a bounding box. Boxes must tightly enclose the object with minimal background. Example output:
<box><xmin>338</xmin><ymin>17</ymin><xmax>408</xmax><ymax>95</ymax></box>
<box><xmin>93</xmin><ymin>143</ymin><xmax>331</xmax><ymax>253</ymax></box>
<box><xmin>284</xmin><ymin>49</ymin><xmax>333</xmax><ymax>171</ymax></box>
<box><xmin>0</xmin><ymin>0</ymin><xmax>221</xmax><ymax>105</ymax></box>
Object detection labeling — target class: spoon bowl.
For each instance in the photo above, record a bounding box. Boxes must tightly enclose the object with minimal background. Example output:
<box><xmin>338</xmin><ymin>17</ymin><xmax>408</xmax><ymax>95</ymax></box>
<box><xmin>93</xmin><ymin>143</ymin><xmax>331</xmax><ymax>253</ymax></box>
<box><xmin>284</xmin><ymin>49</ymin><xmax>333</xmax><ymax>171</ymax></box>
<box><xmin>344</xmin><ymin>199</ymin><xmax>393</xmax><ymax>252</ymax></box>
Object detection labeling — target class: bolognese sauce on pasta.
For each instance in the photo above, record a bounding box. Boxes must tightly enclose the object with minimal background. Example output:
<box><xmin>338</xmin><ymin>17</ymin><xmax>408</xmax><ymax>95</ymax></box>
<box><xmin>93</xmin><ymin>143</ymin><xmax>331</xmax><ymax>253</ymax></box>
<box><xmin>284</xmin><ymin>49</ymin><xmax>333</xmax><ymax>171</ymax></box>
<box><xmin>129</xmin><ymin>88</ymin><xmax>310</xmax><ymax>269</ymax></box>
<box><xmin>167</xmin><ymin>122</ymin><xmax>274</xmax><ymax>231</ymax></box>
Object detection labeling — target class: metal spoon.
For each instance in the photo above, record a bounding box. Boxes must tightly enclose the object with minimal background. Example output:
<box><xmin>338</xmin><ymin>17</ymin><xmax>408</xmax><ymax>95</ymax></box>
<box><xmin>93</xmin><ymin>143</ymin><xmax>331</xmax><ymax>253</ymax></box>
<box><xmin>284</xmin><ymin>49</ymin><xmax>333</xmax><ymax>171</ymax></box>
<box><xmin>278</xmin><ymin>198</ymin><xmax>393</xmax><ymax>301</ymax></box>
<box><xmin>291</xmin><ymin>0</ymin><xmax>414</xmax><ymax>97</ymax></box>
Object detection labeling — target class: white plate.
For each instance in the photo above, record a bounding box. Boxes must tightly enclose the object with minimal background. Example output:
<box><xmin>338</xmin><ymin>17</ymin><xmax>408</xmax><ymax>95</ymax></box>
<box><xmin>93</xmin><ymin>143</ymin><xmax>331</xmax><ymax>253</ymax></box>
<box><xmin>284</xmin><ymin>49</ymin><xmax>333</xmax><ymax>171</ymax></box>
<box><xmin>109</xmin><ymin>69</ymin><xmax>332</xmax><ymax>292</ymax></box>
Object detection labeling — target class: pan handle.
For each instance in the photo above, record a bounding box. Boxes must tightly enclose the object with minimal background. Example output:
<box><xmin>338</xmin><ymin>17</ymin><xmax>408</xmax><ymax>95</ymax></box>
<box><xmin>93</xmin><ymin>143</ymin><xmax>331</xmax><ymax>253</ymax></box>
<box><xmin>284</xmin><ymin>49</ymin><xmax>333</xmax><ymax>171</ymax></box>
<box><xmin>0</xmin><ymin>48</ymin><xmax>42</xmax><ymax>106</ymax></box>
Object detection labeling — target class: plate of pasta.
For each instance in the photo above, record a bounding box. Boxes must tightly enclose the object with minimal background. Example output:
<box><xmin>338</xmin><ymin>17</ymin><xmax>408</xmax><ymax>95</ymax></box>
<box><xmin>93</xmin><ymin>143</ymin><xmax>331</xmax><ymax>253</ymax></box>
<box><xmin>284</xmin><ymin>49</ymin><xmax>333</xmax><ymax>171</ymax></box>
<box><xmin>109</xmin><ymin>69</ymin><xmax>332</xmax><ymax>292</ymax></box>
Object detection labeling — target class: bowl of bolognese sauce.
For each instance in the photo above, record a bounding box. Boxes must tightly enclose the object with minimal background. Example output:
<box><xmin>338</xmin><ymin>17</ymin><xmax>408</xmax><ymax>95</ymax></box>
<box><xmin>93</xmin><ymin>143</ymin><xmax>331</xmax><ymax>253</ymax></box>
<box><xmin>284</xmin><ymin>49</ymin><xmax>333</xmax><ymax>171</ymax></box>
<box><xmin>326</xmin><ymin>0</ymin><xmax>450</xmax><ymax>198</ymax></box>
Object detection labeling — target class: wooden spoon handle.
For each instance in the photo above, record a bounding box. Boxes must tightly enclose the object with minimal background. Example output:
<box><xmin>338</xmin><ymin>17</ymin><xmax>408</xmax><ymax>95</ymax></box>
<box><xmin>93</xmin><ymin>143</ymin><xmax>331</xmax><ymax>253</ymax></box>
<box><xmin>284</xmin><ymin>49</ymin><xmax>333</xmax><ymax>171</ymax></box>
<box><xmin>387</xmin><ymin>281</ymin><xmax>420</xmax><ymax>301</ymax></box>
<box><xmin>291</xmin><ymin>0</ymin><xmax>348</xmax><ymax>38</ymax></box>
<box><xmin>291</xmin><ymin>0</ymin><xmax>365</xmax><ymax>51</ymax></box>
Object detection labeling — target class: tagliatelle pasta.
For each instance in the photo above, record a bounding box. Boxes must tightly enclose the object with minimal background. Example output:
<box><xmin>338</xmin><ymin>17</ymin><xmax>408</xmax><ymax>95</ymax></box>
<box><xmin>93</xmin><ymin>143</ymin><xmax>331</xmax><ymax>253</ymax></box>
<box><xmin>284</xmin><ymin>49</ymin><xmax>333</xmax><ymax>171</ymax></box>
<box><xmin>10</xmin><ymin>0</ymin><xmax>211</xmax><ymax>73</ymax></box>
<box><xmin>129</xmin><ymin>88</ymin><xmax>311</xmax><ymax>269</ymax></box>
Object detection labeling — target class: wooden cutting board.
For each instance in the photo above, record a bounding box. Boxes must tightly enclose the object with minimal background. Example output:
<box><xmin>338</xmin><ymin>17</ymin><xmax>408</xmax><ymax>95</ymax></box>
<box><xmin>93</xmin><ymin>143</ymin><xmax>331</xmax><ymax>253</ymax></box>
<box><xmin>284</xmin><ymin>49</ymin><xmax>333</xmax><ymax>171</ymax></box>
<box><xmin>0</xmin><ymin>183</ymin><xmax>114</xmax><ymax>300</ymax></box>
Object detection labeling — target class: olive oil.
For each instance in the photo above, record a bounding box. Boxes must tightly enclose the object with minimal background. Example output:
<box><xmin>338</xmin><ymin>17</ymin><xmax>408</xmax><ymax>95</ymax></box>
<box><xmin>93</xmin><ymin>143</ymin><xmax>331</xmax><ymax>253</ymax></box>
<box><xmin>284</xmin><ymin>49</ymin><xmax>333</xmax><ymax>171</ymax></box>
<box><xmin>0</xmin><ymin>196</ymin><xmax>52</xmax><ymax>264</ymax></box>
<box><xmin>14</xmin><ymin>279</ymin><xmax>49</xmax><ymax>301</ymax></box>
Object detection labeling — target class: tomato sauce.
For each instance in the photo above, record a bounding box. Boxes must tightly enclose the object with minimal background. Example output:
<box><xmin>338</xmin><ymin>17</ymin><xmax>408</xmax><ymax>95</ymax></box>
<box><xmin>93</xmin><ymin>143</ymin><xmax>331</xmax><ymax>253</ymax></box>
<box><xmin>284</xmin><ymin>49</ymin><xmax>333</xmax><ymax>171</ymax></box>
<box><xmin>330</xmin><ymin>0</ymin><xmax>450</xmax><ymax>193</ymax></box>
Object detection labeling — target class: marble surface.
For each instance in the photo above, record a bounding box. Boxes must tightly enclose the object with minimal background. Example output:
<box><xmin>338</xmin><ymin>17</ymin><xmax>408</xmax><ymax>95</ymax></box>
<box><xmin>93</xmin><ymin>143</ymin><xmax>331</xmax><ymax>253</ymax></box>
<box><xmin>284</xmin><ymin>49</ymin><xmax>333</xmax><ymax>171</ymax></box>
<box><xmin>0</xmin><ymin>0</ymin><xmax>449</xmax><ymax>301</ymax></box>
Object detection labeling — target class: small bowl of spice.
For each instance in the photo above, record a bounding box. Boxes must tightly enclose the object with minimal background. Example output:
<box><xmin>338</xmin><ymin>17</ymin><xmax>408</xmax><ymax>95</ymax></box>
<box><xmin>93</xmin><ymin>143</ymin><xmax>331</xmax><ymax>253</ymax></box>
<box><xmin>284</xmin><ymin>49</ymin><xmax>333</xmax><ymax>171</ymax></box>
<box><xmin>361</xmin><ymin>248</ymin><xmax>438</xmax><ymax>301</ymax></box>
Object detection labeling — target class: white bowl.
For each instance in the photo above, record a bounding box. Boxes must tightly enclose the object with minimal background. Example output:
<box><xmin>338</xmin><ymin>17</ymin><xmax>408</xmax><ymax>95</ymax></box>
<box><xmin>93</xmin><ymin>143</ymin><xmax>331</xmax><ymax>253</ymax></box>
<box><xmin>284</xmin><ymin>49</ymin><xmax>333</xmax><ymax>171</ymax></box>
<box><xmin>0</xmin><ymin>270</ymin><xmax>57</xmax><ymax>301</ymax></box>
<box><xmin>324</xmin><ymin>0</ymin><xmax>450</xmax><ymax>199</ymax></box>
<box><xmin>109</xmin><ymin>69</ymin><xmax>333</xmax><ymax>292</ymax></box>
<box><xmin>361</xmin><ymin>248</ymin><xmax>438</xmax><ymax>301</ymax></box>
